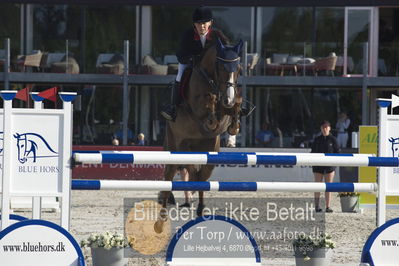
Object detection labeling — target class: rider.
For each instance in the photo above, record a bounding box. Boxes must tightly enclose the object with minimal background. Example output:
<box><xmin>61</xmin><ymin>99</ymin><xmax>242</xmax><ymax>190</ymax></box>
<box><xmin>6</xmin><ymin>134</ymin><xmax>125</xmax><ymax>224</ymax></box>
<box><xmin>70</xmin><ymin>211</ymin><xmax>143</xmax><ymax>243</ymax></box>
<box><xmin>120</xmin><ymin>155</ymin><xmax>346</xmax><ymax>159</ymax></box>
<box><xmin>160</xmin><ymin>6</ymin><xmax>230</xmax><ymax>121</ymax></box>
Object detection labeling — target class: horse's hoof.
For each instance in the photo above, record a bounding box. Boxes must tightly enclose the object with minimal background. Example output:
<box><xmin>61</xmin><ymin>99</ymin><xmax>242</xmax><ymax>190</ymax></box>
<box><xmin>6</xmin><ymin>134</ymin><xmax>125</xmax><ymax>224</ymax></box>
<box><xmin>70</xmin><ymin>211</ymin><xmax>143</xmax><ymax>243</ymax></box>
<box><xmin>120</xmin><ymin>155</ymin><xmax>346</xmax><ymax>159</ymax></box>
<box><xmin>154</xmin><ymin>220</ymin><xmax>164</xmax><ymax>234</ymax></box>
<box><xmin>158</xmin><ymin>191</ymin><xmax>176</xmax><ymax>205</ymax></box>
<box><xmin>196</xmin><ymin>204</ymin><xmax>205</xmax><ymax>217</ymax></box>
<box><xmin>168</xmin><ymin>192</ymin><xmax>176</xmax><ymax>205</ymax></box>
<box><xmin>157</xmin><ymin>191</ymin><xmax>163</xmax><ymax>204</ymax></box>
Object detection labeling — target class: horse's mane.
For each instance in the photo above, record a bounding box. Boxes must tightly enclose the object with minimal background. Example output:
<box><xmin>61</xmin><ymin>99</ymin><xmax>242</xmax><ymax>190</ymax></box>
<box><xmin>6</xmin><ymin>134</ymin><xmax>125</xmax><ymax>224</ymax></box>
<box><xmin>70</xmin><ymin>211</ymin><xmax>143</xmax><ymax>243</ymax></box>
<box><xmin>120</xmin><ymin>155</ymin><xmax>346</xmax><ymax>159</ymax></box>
<box><xmin>200</xmin><ymin>45</ymin><xmax>217</xmax><ymax>74</ymax></box>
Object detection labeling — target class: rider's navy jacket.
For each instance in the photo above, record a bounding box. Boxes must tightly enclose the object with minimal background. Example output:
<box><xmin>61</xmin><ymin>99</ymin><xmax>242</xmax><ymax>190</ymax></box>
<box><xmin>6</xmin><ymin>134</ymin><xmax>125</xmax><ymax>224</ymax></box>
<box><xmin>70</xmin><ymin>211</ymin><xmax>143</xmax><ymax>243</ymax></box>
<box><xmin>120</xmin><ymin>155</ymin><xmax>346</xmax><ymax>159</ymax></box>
<box><xmin>176</xmin><ymin>27</ymin><xmax>229</xmax><ymax>65</ymax></box>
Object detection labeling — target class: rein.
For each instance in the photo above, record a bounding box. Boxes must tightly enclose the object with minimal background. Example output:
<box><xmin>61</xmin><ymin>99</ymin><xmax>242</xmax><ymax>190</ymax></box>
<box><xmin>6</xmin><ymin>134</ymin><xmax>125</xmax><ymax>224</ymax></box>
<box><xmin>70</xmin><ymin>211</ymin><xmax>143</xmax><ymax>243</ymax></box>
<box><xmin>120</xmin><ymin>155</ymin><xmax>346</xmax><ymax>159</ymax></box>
<box><xmin>195</xmin><ymin>67</ymin><xmax>219</xmax><ymax>95</ymax></box>
<box><xmin>194</xmin><ymin>57</ymin><xmax>240</xmax><ymax>101</ymax></box>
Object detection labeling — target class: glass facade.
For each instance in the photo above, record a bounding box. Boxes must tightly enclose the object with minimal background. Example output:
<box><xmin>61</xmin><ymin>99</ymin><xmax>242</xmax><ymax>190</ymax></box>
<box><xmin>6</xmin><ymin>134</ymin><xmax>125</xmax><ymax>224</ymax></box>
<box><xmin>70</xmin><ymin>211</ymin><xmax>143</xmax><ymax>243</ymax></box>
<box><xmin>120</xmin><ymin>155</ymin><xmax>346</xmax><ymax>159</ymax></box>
<box><xmin>261</xmin><ymin>7</ymin><xmax>313</xmax><ymax>59</ymax></box>
<box><xmin>261</xmin><ymin>7</ymin><xmax>345</xmax><ymax>75</ymax></box>
<box><xmin>152</xmin><ymin>6</ymin><xmax>194</xmax><ymax>61</ymax></box>
<box><xmin>347</xmin><ymin>8</ymin><xmax>371</xmax><ymax>75</ymax></box>
<box><xmin>251</xmin><ymin>87</ymin><xmax>361</xmax><ymax>148</ymax></box>
<box><xmin>1</xmin><ymin>4</ymin><xmax>398</xmax><ymax>147</ymax></box>
<box><xmin>0</xmin><ymin>4</ymin><xmax>20</xmax><ymax>57</ymax></box>
<box><xmin>315</xmin><ymin>8</ymin><xmax>344</xmax><ymax>61</ymax></box>
<box><xmin>31</xmin><ymin>5</ymin><xmax>136</xmax><ymax>73</ymax></box>
<box><xmin>379</xmin><ymin>8</ymin><xmax>399</xmax><ymax>76</ymax></box>
<box><xmin>151</xmin><ymin>6</ymin><xmax>252</xmax><ymax>62</ymax></box>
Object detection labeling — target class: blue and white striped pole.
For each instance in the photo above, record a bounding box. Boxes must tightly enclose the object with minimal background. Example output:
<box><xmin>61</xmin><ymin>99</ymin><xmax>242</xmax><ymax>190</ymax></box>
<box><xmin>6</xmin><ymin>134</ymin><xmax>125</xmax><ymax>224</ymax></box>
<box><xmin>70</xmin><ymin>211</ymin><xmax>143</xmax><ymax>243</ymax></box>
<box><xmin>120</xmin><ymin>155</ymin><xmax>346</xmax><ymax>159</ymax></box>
<box><xmin>73</xmin><ymin>151</ymin><xmax>399</xmax><ymax>167</ymax></box>
<box><xmin>71</xmin><ymin>180</ymin><xmax>377</xmax><ymax>193</ymax></box>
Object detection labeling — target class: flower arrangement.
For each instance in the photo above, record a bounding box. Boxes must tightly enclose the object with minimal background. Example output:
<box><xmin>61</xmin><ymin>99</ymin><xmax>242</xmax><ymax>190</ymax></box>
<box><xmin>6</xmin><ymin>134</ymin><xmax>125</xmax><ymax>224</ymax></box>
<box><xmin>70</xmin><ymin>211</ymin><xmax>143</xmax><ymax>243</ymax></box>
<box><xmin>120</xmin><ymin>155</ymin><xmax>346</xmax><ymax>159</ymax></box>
<box><xmin>80</xmin><ymin>232</ymin><xmax>129</xmax><ymax>250</ymax></box>
<box><xmin>293</xmin><ymin>233</ymin><xmax>335</xmax><ymax>260</ymax></box>
<box><xmin>337</xmin><ymin>192</ymin><xmax>360</xmax><ymax>197</ymax></box>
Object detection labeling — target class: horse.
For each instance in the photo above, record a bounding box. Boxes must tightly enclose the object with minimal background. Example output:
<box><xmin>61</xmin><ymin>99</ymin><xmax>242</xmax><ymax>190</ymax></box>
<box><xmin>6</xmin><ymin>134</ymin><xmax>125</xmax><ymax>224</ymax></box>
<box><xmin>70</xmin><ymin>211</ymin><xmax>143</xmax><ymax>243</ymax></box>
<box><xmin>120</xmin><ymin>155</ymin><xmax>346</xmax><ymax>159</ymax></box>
<box><xmin>154</xmin><ymin>39</ymin><xmax>243</xmax><ymax>233</ymax></box>
<box><xmin>14</xmin><ymin>132</ymin><xmax>58</xmax><ymax>163</ymax></box>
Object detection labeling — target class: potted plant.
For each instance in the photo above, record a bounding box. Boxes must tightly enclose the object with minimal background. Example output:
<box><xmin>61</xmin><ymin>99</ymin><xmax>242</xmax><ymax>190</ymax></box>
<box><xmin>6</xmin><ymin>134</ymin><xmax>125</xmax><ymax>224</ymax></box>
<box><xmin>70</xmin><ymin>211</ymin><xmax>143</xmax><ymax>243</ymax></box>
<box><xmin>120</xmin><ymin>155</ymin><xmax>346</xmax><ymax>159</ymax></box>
<box><xmin>337</xmin><ymin>192</ymin><xmax>359</xmax><ymax>213</ymax></box>
<box><xmin>80</xmin><ymin>232</ymin><xmax>129</xmax><ymax>266</ymax></box>
<box><xmin>293</xmin><ymin>233</ymin><xmax>335</xmax><ymax>266</ymax></box>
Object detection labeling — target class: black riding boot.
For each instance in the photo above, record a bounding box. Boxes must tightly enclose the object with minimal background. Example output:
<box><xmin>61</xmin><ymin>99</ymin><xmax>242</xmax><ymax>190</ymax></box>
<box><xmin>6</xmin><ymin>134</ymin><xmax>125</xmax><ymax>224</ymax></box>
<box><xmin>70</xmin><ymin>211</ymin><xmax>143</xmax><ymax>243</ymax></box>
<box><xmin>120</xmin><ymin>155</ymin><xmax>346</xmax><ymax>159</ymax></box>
<box><xmin>161</xmin><ymin>81</ymin><xmax>180</xmax><ymax>121</ymax></box>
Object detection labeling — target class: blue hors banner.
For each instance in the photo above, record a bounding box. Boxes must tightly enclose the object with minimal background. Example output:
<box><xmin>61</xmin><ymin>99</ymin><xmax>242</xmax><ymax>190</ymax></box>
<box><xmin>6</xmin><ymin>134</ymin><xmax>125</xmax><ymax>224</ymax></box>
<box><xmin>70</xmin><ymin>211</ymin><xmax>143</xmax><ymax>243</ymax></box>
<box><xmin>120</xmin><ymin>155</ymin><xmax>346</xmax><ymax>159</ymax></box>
<box><xmin>0</xmin><ymin>219</ymin><xmax>85</xmax><ymax>266</ymax></box>
<box><xmin>381</xmin><ymin>107</ymin><xmax>399</xmax><ymax>195</ymax></box>
<box><xmin>361</xmin><ymin>218</ymin><xmax>399</xmax><ymax>265</ymax></box>
<box><xmin>10</xmin><ymin>113</ymin><xmax>63</xmax><ymax>195</ymax></box>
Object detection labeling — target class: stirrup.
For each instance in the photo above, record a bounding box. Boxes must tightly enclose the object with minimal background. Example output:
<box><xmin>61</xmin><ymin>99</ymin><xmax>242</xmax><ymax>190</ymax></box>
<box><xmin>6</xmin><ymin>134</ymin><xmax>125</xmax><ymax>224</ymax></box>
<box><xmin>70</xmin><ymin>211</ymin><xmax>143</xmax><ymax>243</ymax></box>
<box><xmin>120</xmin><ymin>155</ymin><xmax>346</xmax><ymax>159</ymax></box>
<box><xmin>240</xmin><ymin>100</ymin><xmax>256</xmax><ymax>117</ymax></box>
<box><xmin>240</xmin><ymin>106</ymin><xmax>255</xmax><ymax>117</ymax></box>
<box><xmin>160</xmin><ymin>106</ymin><xmax>176</xmax><ymax>121</ymax></box>
<box><xmin>161</xmin><ymin>111</ymin><xmax>173</xmax><ymax>121</ymax></box>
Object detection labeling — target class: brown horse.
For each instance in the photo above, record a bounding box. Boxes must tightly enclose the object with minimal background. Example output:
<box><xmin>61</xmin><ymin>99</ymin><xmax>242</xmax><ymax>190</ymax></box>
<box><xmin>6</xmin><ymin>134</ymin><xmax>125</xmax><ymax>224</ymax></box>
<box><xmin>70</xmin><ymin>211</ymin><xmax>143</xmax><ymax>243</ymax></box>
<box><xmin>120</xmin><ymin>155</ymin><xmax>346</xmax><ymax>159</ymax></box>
<box><xmin>154</xmin><ymin>39</ymin><xmax>243</xmax><ymax>233</ymax></box>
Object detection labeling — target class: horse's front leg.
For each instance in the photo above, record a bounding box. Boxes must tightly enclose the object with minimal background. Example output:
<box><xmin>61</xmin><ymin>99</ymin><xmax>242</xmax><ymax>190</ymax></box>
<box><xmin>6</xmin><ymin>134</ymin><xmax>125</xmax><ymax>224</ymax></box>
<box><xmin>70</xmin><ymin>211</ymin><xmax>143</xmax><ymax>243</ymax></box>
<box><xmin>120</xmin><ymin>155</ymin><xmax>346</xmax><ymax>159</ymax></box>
<box><xmin>228</xmin><ymin>116</ymin><xmax>240</xmax><ymax>135</ymax></box>
<box><xmin>154</xmin><ymin>165</ymin><xmax>177</xmax><ymax>234</ymax></box>
<box><xmin>197</xmin><ymin>191</ymin><xmax>205</xmax><ymax>217</ymax></box>
<box><xmin>227</xmin><ymin>102</ymin><xmax>242</xmax><ymax>135</ymax></box>
<box><xmin>204</xmin><ymin>93</ymin><xmax>218</xmax><ymax>131</ymax></box>
<box><xmin>195</xmin><ymin>165</ymin><xmax>215</xmax><ymax>216</ymax></box>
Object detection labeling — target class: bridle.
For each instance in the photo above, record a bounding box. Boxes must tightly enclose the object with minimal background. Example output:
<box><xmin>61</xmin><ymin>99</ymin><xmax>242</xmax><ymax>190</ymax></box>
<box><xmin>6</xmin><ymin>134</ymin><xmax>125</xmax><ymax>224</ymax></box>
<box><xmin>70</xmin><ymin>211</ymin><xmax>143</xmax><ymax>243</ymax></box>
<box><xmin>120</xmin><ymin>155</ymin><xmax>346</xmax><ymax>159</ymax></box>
<box><xmin>195</xmin><ymin>55</ymin><xmax>240</xmax><ymax>104</ymax></box>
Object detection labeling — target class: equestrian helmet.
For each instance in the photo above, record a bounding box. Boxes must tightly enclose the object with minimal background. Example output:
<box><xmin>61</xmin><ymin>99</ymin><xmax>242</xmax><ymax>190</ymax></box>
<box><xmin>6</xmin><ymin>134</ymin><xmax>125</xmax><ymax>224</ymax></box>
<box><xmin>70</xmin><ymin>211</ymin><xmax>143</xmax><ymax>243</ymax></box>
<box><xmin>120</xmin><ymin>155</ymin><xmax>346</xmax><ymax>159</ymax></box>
<box><xmin>192</xmin><ymin>7</ymin><xmax>213</xmax><ymax>23</ymax></box>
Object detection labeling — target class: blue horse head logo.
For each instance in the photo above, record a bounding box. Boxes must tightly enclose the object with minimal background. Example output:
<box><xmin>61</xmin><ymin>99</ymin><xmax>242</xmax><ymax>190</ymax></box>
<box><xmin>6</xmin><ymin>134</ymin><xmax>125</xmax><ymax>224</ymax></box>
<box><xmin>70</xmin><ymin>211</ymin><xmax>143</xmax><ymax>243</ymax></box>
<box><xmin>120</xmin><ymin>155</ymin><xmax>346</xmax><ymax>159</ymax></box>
<box><xmin>13</xmin><ymin>132</ymin><xmax>58</xmax><ymax>164</ymax></box>
<box><xmin>389</xmin><ymin>137</ymin><xmax>399</xmax><ymax>157</ymax></box>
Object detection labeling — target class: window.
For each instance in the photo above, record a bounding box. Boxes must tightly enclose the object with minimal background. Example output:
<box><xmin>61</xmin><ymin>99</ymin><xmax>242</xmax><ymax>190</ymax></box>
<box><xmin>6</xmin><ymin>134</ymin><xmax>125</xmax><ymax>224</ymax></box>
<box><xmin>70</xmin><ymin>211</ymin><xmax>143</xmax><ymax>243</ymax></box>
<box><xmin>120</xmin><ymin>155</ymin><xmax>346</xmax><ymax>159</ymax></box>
<box><xmin>151</xmin><ymin>6</ymin><xmax>252</xmax><ymax>62</ymax></box>
<box><xmin>252</xmin><ymin>87</ymin><xmax>361</xmax><ymax>148</ymax></box>
<box><xmin>33</xmin><ymin>5</ymin><xmax>135</xmax><ymax>73</ymax></box>
<box><xmin>261</xmin><ymin>7</ymin><xmax>313</xmax><ymax>60</ymax></box>
<box><xmin>379</xmin><ymin>8</ymin><xmax>399</xmax><ymax>76</ymax></box>
<box><xmin>0</xmin><ymin>3</ymin><xmax>21</xmax><ymax>69</ymax></box>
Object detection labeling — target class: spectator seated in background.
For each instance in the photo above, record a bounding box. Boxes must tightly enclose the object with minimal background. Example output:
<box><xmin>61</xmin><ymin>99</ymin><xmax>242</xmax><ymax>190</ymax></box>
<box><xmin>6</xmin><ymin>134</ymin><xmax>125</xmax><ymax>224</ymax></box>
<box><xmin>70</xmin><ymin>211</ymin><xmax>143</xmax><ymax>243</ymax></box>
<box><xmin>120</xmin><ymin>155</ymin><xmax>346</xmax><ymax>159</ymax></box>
<box><xmin>111</xmin><ymin>138</ymin><xmax>119</xmax><ymax>146</ymax></box>
<box><xmin>113</xmin><ymin>124</ymin><xmax>134</xmax><ymax>144</ymax></box>
<box><xmin>137</xmin><ymin>133</ymin><xmax>145</xmax><ymax>146</ymax></box>
<box><xmin>256</xmin><ymin>122</ymin><xmax>274</xmax><ymax>147</ymax></box>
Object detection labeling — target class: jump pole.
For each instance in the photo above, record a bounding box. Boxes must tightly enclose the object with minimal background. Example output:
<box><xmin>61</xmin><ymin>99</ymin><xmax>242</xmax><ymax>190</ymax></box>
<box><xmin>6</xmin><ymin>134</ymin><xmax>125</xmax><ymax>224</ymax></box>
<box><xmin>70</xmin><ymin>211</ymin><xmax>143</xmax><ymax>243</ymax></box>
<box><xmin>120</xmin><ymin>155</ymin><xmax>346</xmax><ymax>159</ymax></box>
<box><xmin>71</xmin><ymin>180</ymin><xmax>377</xmax><ymax>193</ymax></box>
<box><xmin>73</xmin><ymin>152</ymin><xmax>398</xmax><ymax>167</ymax></box>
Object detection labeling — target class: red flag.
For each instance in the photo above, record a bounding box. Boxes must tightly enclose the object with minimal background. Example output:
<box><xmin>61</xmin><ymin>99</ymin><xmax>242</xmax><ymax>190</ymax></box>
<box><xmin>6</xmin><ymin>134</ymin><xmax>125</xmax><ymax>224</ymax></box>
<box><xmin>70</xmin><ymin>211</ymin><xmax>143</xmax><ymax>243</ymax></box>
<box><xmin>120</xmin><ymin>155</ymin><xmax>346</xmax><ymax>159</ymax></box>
<box><xmin>16</xmin><ymin>87</ymin><xmax>30</xmax><ymax>102</ymax></box>
<box><xmin>38</xmin><ymin>87</ymin><xmax>58</xmax><ymax>102</ymax></box>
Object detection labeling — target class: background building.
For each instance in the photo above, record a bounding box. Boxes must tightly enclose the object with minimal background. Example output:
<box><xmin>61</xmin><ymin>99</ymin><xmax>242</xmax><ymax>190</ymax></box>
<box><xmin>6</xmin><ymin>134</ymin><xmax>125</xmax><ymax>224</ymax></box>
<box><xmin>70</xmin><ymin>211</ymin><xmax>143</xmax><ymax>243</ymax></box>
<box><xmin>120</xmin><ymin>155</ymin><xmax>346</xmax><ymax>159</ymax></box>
<box><xmin>1</xmin><ymin>1</ymin><xmax>399</xmax><ymax>148</ymax></box>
